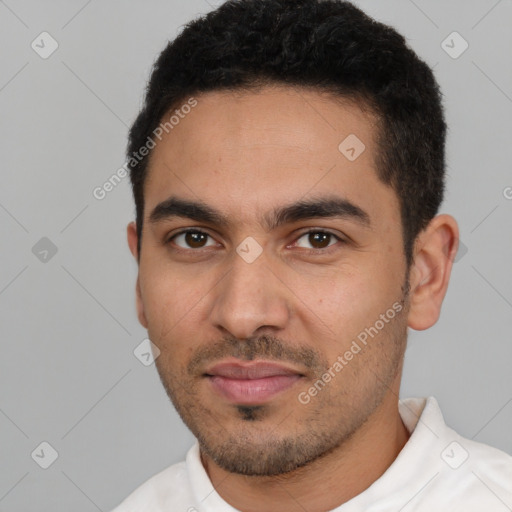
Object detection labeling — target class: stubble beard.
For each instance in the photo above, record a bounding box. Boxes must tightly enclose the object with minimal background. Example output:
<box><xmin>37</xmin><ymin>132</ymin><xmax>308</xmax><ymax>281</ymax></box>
<box><xmin>154</xmin><ymin>280</ymin><xmax>410</xmax><ymax>477</ymax></box>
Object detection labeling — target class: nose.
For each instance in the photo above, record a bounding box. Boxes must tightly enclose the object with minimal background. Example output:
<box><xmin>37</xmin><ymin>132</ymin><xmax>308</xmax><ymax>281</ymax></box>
<box><xmin>209</xmin><ymin>249</ymin><xmax>291</xmax><ymax>340</ymax></box>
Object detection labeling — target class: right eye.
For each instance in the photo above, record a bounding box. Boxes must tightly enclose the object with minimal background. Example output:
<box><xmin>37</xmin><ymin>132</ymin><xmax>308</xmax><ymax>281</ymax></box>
<box><xmin>167</xmin><ymin>229</ymin><xmax>218</xmax><ymax>250</ymax></box>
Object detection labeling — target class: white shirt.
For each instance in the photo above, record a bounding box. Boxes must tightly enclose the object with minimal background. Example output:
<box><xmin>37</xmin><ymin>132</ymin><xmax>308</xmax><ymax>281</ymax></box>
<box><xmin>110</xmin><ymin>397</ymin><xmax>512</xmax><ymax>511</ymax></box>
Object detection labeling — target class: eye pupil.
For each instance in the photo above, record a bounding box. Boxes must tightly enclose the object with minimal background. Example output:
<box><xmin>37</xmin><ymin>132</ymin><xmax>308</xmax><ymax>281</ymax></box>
<box><xmin>310</xmin><ymin>232</ymin><xmax>330</xmax><ymax>248</ymax></box>
<box><xmin>186</xmin><ymin>232</ymin><xmax>207</xmax><ymax>248</ymax></box>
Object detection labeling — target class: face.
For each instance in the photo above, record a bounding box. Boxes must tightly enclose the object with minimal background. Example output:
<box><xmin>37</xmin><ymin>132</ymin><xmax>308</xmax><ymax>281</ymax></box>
<box><xmin>130</xmin><ymin>86</ymin><xmax>412</xmax><ymax>476</ymax></box>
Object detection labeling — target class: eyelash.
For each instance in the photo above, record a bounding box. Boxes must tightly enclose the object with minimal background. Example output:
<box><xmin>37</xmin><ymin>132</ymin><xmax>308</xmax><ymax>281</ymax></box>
<box><xmin>166</xmin><ymin>228</ymin><xmax>345</xmax><ymax>255</ymax></box>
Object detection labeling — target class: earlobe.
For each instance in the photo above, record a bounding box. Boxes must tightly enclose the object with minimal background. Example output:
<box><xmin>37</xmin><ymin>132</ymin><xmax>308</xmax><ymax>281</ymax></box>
<box><xmin>127</xmin><ymin>221</ymin><xmax>148</xmax><ymax>328</ymax></box>
<box><xmin>406</xmin><ymin>214</ymin><xmax>459</xmax><ymax>331</ymax></box>
<box><xmin>135</xmin><ymin>275</ymin><xmax>148</xmax><ymax>329</ymax></box>
<box><xmin>127</xmin><ymin>221</ymin><xmax>139</xmax><ymax>261</ymax></box>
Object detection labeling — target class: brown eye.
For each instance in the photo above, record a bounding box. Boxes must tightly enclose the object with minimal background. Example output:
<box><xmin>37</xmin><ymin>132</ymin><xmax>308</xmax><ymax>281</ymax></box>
<box><xmin>170</xmin><ymin>230</ymin><xmax>216</xmax><ymax>249</ymax></box>
<box><xmin>295</xmin><ymin>230</ymin><xmax>340</xmax><ymax>250</ymax></box>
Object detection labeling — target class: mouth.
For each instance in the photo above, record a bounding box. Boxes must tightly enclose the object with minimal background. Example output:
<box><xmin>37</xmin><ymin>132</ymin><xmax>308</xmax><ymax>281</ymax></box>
<box><xmin>203</xmin><ymin>359</ymin><xmax>305</xmax><ymax>405</ymax></box>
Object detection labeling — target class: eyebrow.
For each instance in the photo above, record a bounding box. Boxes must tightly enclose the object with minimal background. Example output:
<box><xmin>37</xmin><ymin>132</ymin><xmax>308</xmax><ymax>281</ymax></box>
<box><xmin>148</xmin><ymin>195</ymin><xmax>371</xmax><ymax>231</ymax></box>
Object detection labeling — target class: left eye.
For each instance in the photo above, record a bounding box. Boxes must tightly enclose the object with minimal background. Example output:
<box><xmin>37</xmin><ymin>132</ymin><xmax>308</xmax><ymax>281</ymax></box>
<box><xmin>294</xmin><ymin>230</ymin><xmax>341</xmax><ymax>250</ymax></box>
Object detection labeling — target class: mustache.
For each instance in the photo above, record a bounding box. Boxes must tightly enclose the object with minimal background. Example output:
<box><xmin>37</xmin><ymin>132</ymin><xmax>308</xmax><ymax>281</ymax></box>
<box><xmin>187</xmin><ymin>334</ymin><xmax>328</xmax><ymax>377</ymax></box>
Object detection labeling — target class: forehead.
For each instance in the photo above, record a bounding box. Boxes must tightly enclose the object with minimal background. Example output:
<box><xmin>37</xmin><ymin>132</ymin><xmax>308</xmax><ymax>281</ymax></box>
<box><xmin>143</xmin><ymin>85</ymin><xmax>399</xmax><ymax>231</ymax></box>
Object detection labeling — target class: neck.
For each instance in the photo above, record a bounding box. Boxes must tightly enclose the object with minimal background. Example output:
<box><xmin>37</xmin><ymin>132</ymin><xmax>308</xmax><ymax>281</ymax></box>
<box><xmin>201</xmin><ymin>386</ymin><xmax>410</xmax><ymax>512</ymax></box>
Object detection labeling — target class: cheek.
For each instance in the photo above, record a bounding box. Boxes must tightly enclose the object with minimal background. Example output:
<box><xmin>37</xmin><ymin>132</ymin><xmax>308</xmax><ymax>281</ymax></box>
<box><xmin>284</xmin><ymin>270</ymin><xmax>362</xmax><ymax>360</ymax></box>
<box><xmin>298</xmin><ymin>261</ymin><xmax>400</xmax><ymax>348</ymax></box>
<box><xmin>141</xmin><ymin>277</ymin><xmax>204</xmax><ymax>370</ymax></box>
<box><xmin>139</xmin><ymin>263</ymin><xmax>208</xmax><ymax>340</ymax></box>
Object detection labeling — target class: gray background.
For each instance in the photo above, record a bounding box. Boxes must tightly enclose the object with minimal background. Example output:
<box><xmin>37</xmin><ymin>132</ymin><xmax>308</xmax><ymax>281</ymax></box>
<box><xmin>0</xmin><ymin>0</ymin><xmax>511</xmax><ymax>511</ymax></box>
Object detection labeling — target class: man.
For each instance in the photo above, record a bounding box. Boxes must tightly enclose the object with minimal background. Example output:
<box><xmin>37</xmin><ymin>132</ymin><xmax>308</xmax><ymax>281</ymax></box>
<box><xmin>113</xmin><ymin>0</ymin><xmax>512</xmax><ymax>510</ymax></box>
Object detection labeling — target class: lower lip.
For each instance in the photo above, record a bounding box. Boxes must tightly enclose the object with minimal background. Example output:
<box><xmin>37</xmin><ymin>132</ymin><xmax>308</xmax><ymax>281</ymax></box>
<box><xmin>207</xmin><ymin>375</ymin><xmax>302</xmax><ymax>404</ymax></box>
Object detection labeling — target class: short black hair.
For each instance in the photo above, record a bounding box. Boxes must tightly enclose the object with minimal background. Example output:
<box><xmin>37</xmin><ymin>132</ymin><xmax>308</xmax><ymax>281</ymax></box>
<box><xmin>127</xmin><ymin>0</ymin><xmax>446</xmax><ymax>269</ymax></box>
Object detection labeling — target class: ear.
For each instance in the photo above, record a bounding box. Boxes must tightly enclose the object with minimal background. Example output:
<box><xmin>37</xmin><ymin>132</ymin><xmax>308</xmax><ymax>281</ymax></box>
<box><xmin>407</xmin><ymin>214</ymin><xmax>459</xmax><ymax>331</ymax></box>
<box><xmin>127</xmin><ymin>221</ymin><xmax>148</xmax><ymax>329</ymax></box>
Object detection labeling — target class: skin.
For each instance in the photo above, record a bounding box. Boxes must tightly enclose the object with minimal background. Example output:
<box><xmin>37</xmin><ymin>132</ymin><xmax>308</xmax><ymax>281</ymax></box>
<box><xmin>127</xmin><ymin>85</ymin><xmax>459</xmax><ymax>512</ymax></box>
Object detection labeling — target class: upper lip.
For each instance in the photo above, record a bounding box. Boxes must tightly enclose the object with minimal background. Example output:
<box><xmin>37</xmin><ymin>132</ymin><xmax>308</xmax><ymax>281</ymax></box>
<box><xmin>204</xmin><ymin>359</ymin><xmax>304</xmax><ymax>379</ymax></box>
